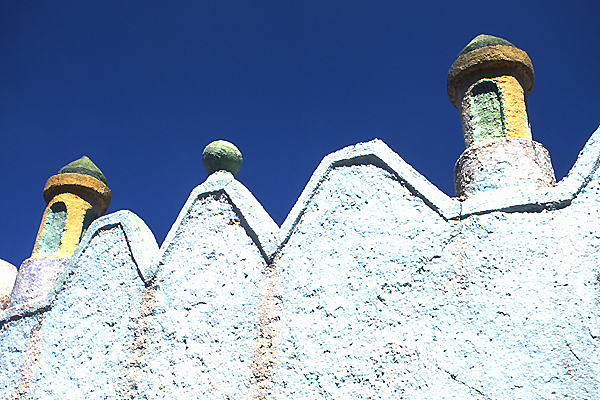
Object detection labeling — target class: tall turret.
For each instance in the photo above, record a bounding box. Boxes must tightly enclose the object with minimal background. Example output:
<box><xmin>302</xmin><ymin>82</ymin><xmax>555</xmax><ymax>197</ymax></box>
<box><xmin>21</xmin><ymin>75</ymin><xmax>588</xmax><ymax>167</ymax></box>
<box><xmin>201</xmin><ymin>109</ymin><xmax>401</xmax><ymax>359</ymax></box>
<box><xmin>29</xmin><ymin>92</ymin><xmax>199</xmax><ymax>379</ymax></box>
<box><xmin>449</xmin><ymin>34</ymin><xmax>556</xmax><ymax>198</ymax></box>
<box><xmin>6</xmin><ymin>156</ymin><xmax>111</xmax><ymax>309</ymax></box>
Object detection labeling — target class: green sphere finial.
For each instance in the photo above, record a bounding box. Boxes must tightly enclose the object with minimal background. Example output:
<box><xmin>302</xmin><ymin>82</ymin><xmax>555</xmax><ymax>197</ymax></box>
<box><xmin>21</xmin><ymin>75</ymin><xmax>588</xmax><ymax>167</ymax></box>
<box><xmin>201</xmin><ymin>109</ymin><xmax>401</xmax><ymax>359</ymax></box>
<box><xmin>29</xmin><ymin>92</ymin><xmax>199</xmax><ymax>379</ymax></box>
<box><xmin>58</xmin><ymin>156</ymin><xmax>108</xmax><ymax>185</ymax></box>
<box><xmin>202</xmin><ymin>140</ymin><xmax>243</xmax><ymax>176</ymax></box>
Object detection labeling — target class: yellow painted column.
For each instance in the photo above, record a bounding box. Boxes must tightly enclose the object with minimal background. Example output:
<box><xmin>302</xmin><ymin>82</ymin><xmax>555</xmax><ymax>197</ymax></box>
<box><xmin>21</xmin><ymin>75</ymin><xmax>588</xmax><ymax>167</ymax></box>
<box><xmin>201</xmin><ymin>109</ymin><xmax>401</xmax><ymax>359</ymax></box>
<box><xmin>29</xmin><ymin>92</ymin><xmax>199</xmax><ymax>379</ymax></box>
<box><xmin>7</xmin><ymin>156</ymin><xmax>111</xmax><ymax>309</ymax></box>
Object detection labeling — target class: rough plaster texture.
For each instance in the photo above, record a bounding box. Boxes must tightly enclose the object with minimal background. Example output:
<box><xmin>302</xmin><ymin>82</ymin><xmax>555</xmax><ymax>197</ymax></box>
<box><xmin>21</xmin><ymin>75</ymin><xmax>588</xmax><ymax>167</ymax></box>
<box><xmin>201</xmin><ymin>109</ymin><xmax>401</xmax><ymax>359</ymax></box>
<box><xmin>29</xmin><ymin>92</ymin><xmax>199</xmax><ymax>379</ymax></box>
<box><xmin>274</xmin><ymin>162</ymin><xmax>456</xmax><ymax>398</ymax></box>
<box><xmin>8</xmin><ymin>257</ymin><xmax>69</xmax><ymax>309</ymax></box>
<box><xmin>271</xmin><ymin>134</ymin><xmax>600</xmax><ymax>398</ymax></box>
<box><xmin>135</xmin><ymin>192</ymin><xmax>267</xmax><ymax>398</ymax></box>
<box><xmin>0</xmin><ymin>211</ymin><xmax>158</xmax><ymax>399</ymax></box>
<box><xmin>0</xmin><ymin>311</ymin><xmax>42</xmax><ymax>398</ymax></box>
<box><xmin>454</xmin><ymin>137</ymin><xmax>555</xmax><ymax>197</ymax></box>
<box><xmin>25</xmin><ymin>224</ymin><xmax>147</xmax><ymax>398</ymax></box>
<box><xmin>0</xmin><ymin>259</ymin><xmax>17</xmax><ymax>309</ymax></box>
<box><xmin>125</xmin><ymin>171</ymin><xmax>277</xmax><ymax>399</ymax></box>
<box><xmin>437</xmin><ymin>201</ymin><xmax>600</xmax><ymax>399</ymax></box>
<box><xmin>1</xmin><ymin>127</ymin><xmax>600</xmax><ymax>398</ymax></box>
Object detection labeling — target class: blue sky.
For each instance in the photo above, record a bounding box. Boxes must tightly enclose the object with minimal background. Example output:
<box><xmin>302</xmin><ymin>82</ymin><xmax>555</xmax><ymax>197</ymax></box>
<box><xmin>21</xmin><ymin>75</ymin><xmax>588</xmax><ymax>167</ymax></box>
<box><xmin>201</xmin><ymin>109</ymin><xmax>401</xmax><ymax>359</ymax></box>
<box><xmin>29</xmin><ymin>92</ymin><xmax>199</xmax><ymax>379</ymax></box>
<box><xmin>1</xmin><ymin>1</ymin><xmax>599</xmax><ymax>266</ymax></box>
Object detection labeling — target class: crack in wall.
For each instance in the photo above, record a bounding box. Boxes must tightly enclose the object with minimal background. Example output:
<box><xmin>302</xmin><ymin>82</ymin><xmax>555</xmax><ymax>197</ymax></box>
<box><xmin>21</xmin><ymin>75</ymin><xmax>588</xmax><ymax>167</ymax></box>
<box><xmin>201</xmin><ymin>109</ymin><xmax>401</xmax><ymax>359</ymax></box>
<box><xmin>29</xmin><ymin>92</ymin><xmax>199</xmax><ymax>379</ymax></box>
<box><xmin>440</xmin><ymin>366</ymin><xmax>492</xmax><ymax>400</ymax></box>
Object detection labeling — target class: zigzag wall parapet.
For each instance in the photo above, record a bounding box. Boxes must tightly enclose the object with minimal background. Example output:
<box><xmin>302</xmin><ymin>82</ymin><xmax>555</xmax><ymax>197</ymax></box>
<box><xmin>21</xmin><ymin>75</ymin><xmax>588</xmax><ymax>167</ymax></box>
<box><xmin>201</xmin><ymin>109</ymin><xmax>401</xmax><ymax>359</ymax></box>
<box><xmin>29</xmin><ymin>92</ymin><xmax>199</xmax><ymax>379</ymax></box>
<box><xmin>2</xmin><ymin>34</ymin><xmax>600</xmax><ymax>398</ymax></box>
<box><xmin>1</xmin><ymin>125</ymin><xmax>600</xmax><ymax>397</ymax></box>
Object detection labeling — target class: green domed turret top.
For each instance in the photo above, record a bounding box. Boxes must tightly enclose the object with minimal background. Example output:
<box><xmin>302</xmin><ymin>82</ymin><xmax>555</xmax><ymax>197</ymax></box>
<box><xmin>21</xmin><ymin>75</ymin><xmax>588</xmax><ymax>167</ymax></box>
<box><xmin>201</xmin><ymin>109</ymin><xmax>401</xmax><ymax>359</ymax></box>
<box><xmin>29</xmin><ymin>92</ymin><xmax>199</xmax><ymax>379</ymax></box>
<box><xmin>455</xmin><ymin>34</ymin><xmax>515</xmax><ymax>60</ymax></box>
<box><xmin>58</xmin><ymin>156</ymin><xmax>108</xmax><ymax>185</ymax></box>
<box><xmin>447</xmin><ymin>34</ymin><xmax>534</xmax><ymax>107</ymax></box>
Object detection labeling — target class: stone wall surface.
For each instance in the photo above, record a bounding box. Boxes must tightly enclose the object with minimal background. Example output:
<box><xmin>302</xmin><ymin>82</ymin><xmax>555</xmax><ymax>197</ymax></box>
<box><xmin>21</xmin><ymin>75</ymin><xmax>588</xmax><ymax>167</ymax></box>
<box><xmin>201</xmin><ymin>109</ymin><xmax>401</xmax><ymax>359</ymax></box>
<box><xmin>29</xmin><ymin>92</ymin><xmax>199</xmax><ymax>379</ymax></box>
<box><xmin>439</xmin><ymin>207</ymin><xmax>599</xmax><ymax>399</ymax></box>
<box><xmin>23</xmin><ymin>211</ymin><xmax>157</xmax><ymax>399</ymax></box>
<box><xmin>0</xmin><ymin>211</ymin><xmax>158</xmax><ymax>400</ymax></box>
<box><xmin>134</xmin><ymin>188</ymin><xmax>271</xmax><ymax>399</ymax></box>
<box><xmin>26</xmin><ymin>223</ymin><xmax>147</xmax><ymax>398</ymax></box>
<box><xmin>268</xmin><ymin>136</ymin><xmax>600</xmax><ymax>398</ymax></box>
<box><xmin>1</xmin><ymin>134</ymin><xmax>600</xmax><ymax>399</ymax></box>
<box><xmin>0</xmin><ymin>313</ymin><xmax>42</xmax><ymax>398</ymax></box>
<box><xmin>273</xmin><ymin>161</ymin><xmax>458</xmax><ymax>398</ymax></box>
<box><xmin>0</xmin><ymin>260</ymin><xmax>17</xmax><ymax>309</ymax></box>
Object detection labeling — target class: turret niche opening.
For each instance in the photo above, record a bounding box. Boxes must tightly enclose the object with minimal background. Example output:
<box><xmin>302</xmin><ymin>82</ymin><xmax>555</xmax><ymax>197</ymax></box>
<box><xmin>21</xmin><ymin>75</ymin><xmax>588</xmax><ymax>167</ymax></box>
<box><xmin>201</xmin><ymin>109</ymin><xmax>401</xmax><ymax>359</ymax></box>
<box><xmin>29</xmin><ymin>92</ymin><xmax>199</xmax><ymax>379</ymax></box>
<box><xmin>470</xmin><ymin>79</ymin><xmax>507</xmax><ymax>143</ymax></box>
<box><xmin>36</xmin><ymin>201</ymin><xmax>67</xmax><ymax>256</ymax></box>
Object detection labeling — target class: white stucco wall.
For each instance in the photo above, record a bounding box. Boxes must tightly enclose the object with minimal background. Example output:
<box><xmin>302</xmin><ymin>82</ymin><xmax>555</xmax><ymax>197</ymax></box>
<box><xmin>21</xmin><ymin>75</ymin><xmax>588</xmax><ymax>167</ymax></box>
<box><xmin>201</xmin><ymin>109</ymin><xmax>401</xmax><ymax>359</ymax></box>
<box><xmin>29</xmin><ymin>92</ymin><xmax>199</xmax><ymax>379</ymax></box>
<box><xmin>1</xmin><ymin>129</ymin><xmax>600</xmax><ymax>399</ymax></box>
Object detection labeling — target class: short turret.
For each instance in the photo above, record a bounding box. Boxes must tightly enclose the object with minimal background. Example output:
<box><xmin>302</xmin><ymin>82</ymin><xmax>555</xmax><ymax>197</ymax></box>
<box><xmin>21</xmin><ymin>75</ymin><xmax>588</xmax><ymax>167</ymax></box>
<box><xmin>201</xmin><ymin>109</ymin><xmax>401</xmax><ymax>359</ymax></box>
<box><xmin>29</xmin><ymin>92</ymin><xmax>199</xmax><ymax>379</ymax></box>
<box><xmin>31</xmin><ymin>156</ymin><xmax>111</xmax><ymax>258</ymax></box>
<box><xmin>6</xmin><ymin>157</ymin><xmax>111</xmax><ymax>309</ymax></box>
<box><xmin>449</xmin><ymin>34</ymin><xmax>556</xmax><ymax>198</ymax></box>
